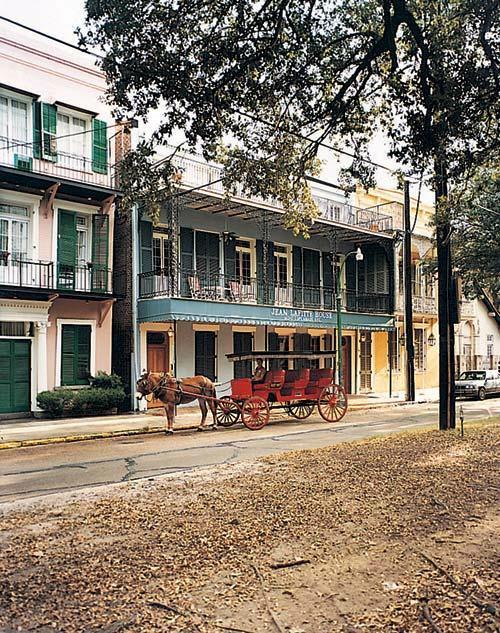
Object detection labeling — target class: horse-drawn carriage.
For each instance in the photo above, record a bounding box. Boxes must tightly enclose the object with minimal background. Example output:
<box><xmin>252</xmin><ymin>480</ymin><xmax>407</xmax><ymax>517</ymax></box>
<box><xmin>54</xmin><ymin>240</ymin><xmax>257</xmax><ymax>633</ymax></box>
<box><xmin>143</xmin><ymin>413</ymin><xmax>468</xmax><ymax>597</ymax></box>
<box><xmin>216</xmin><ymin>351</ymin><xmax>348</xmax><ymax>430</ymax></box>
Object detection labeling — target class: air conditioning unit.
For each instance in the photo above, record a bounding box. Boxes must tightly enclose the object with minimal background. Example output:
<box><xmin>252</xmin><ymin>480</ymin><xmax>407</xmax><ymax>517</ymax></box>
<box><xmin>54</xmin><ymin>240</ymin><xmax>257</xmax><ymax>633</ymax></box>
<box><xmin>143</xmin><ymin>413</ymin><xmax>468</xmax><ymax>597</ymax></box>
<box><xmin>14</xmin><ymin>154</ymin><xmax>33</xmax><ymax>171</ymax></box>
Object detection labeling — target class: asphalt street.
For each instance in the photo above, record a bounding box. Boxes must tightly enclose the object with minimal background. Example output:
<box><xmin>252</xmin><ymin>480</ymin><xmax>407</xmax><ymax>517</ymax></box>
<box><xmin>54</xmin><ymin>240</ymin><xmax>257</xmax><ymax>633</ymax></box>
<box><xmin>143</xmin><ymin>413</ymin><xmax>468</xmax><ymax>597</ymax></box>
<box><xmin>1</xmin><ymin>399</ymin><xmax>499</xmax><ymax>504</ymax></box>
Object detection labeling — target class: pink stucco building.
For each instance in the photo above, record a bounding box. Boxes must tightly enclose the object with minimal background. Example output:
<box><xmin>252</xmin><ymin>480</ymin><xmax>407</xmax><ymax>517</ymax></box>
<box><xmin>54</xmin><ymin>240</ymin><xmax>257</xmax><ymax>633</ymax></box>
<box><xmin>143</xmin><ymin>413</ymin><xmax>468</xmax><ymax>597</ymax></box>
<box><xmin>0</xmin><ymin>20</ymin><xmax>119</xmax><ymax>415</ymax></box>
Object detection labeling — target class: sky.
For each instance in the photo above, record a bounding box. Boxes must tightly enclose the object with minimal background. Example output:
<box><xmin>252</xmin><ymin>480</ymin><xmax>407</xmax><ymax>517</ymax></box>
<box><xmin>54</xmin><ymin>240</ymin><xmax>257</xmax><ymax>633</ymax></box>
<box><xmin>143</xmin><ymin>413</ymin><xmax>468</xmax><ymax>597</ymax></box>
<box><xmin>0</xmin><ymin>0</ymin><xmax>433</xmax><ymax>204</ymax></box>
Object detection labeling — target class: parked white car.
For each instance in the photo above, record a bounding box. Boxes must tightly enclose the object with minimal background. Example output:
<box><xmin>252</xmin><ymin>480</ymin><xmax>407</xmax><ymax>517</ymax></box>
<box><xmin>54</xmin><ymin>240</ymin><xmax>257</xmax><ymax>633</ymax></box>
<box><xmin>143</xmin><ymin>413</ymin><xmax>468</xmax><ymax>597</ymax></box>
<box><xmin>455</xmin><ymin>370</ymin><xmax>500</xmax><ymax>400</ymax></box>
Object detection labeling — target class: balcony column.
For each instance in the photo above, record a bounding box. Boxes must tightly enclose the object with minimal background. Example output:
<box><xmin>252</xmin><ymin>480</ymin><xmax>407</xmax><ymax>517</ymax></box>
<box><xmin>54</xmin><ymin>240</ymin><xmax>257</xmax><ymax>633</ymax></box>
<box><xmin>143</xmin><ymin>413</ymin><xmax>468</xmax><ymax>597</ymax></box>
<box><xmin>35</xmin><ymin>320</ymin><xmax>48</xmax><ymax>396</ymax></box>
<box><xmin>166</xmin><ymin>186</ymin><xmax>180</xmax><ymax>295</ymax></box>
<box><xmin>259</xmin><ymin>209</ymin><xmax>270</xmax><ymax>303</ymax></box>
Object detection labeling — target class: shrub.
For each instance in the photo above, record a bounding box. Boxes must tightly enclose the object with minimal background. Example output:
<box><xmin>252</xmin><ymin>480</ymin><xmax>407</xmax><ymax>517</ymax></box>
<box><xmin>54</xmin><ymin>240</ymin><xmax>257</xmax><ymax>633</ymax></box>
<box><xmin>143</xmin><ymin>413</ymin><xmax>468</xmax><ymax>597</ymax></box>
<box><xmin>90</xmin><ymin>371</ymin><xmax>123</xmax><ymax>390</ymax></box>
<box><xmin>71</xmin><ymin>387</ymin><xmax>125</xmax><ymax>415</ymax></box>
<box><xmin>37</xmin><ymin>386</ymin><xmax>125</xmax><ymax>417</ymax></box>
<box><xmin>37</xmin><ymin>389</ymin><xmax>74</xmax><ymax>417</ymax></box>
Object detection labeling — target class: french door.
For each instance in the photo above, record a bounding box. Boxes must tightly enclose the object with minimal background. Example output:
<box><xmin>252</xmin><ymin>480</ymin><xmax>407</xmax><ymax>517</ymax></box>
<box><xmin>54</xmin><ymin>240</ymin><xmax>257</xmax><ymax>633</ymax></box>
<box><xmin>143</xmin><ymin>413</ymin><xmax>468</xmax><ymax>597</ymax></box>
<box><xmin>274</xmin><ymin>245</ymin><xmax>291</xmax><ymax>305</ymax></box>
<box><xmin>359</xmin><ymin>331</ymin><xmax>372</xmax><ymax>391</ymax></box>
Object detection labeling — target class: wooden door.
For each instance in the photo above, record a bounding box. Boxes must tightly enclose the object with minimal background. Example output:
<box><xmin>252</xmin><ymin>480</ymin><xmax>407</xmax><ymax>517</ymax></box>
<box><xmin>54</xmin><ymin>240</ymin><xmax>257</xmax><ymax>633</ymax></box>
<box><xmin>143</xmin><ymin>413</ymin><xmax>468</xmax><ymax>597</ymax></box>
<box><xmin>341</xmin><ymin>336</ymin><xmax>352</xmax><ymax>394</ymax></box>
<box><xmin>147</xmin><ymin>332</ymin><xmax>169</xmax><ymax>408</ymax></box>
<box><xmin>360</xmin><ymin>331</ymin><xmax>373</xmax><ymax>391</ymax></box>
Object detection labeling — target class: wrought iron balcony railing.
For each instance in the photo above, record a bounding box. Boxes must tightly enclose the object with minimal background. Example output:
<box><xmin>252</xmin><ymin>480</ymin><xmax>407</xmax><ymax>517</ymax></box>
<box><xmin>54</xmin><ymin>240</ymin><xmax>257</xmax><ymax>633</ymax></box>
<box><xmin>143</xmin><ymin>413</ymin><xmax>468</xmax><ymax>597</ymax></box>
<box><xmin>138</xmin><ymin>268</ymin><xmax>391</xmax><ymax>314</ymax></box>
<box><xmin>396</xmin><ymin>292</ymin><xmax>437</xmax><ymax>314</ymax></box>
<box><xmin>168</xmin><ymin>147</ymin><xmax>399</xmax><ymax>233</ymax></box>
<box><xmin>0</xmin><ymin>258</ymin><xmax>112</xmax><ymax>294</ymax></box>
<box><xmin>0</xmin><ymin>140</ymin><xmax>113</xmax><ymax>189</ymax></box>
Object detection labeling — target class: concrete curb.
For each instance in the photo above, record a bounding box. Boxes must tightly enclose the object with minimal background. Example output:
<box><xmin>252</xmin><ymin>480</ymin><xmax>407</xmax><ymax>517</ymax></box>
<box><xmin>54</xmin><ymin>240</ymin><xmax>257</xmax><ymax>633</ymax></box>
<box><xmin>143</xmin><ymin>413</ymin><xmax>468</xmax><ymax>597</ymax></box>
<box><xmin>0</xmin><ymin>398</ymin><xmax>438</xmax><ymax>450</ymax></box>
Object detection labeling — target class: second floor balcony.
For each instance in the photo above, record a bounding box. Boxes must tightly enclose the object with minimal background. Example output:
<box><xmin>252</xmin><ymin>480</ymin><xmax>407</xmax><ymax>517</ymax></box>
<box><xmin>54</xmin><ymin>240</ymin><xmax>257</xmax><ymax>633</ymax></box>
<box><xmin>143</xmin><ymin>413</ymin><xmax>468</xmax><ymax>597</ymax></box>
<box><xmin>138</xmin><ymin>268</ymin><xmax>392</xmax><ymax>315</ymax></box>
<box><xmin>396</xmin><ymin>292</ymin><xmax>437</xmax><ymax>315</ymax></box>
<box><xmin>0</xmin><ymin>257</ymin><xmax>112</xmax><ymax>295</ymax></box>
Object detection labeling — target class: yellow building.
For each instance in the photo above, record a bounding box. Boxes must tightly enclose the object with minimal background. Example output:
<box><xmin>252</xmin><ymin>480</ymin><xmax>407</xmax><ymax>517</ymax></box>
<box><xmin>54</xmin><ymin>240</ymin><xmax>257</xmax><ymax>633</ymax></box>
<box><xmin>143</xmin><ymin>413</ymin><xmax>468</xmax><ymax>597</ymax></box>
<box><xmin>355</xmin><ymin>186</ymin><xmax>439</xmax><ymax>398</ymax></box>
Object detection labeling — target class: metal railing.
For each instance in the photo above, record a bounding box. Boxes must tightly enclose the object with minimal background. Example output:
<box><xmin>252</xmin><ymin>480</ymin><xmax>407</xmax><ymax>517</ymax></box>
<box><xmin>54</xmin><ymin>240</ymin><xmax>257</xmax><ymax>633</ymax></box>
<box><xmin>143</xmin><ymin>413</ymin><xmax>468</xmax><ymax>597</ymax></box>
<box><xmin>0</xmin><ymin>140</ymin><xmax>113</xmax><ymax>188</ymax></box>
<box><xmin>396</xmin><ymin>292</ymin><xmax>437</xmax><ymax>314</ymax></box>
<box><xmin>138</xmin><ymin>268</ymin><xmax>391</xmax><ymax>313</ymax></box>
<box><xmin>169</xmin><ymin>147</ymin><xmax>396</xmax><ymax>233</ymax></box>
<box><xmin>0</xmin><ymin>258</ymin><xmax>112</xmax><ymax>293</ymax></box>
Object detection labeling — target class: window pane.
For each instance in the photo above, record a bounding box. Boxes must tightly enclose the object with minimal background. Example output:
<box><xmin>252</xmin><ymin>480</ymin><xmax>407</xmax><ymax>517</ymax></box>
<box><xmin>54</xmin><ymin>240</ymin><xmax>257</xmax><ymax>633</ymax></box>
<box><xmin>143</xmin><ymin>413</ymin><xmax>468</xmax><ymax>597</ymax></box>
<box><xmin>11</xmin><ymin>220</ymin><xmax>28</xmax><ymax>259</ymax></box>
<box><xmin>0</xmin><ymin>203</ymin><xmax>28</xmax><ymax>217</ymax></box>
<box><xmin>0</xmin><ymin>96</ymin><xmax>8</xmax><ymax>139</ymax></box>
<box><xmin>72</xmin><ymin>117</ymin><xmax>86</xmax><ymax>157</ymax></box>
<box><xmin>0</xmin><ymin>218</ymin><xmax>8</xmax><ymax>252</ymax></box>
<box><xmin>153</xmin><ymin>237</ymin><xmax>161</xmax><ymax>270</ymax></box>
<box><xmin>57</xmin><ymin>114</ymin><xmax>71</xmax><ymax>154</ymax></box>
<box><xmin>11</xmin><ymin>100</ymin><xmax>28</xmax><ymax>145</ymax></box>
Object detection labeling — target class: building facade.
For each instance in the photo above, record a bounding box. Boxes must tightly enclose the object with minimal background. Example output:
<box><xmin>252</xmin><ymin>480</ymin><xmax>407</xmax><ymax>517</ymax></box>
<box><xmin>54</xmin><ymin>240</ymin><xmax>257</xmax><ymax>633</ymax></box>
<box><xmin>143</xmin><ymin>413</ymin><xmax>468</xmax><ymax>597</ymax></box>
<box><xmin>355</xmin><ymin>186</ymin><xmax>439</xmax><ymax>398</ymax></box>
<box><xmin>130</xmin><ymin>149</ymin><xmax>402</xmax><ymax>408</ymax></box>
<box><xmin>457</xmin><ymin>293</ymin><xmax>500</xmax><ymax>375</ymax></box>
<box><xmin>0</xmin><ymin>22</ymin><xmax>119</xmax><ymax>416</ymax></box>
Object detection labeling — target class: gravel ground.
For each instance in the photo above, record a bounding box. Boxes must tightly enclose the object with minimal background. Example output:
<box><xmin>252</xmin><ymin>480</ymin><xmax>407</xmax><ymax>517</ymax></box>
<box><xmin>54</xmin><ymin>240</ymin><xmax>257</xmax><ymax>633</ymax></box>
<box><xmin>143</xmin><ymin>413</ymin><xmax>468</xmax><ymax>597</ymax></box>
<box><xmin>0</xmin><ymin>422</ymin><xmax>499</xmax><ymax>632</ymax></box>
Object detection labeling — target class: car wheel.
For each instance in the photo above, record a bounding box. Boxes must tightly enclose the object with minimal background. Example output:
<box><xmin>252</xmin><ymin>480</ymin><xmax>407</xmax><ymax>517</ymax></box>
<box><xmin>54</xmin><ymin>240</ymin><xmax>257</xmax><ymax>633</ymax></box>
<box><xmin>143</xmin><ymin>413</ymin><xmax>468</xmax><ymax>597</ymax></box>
<box><xmin>477</xmin><ymin>387</ymin><xmax>486</xmax><ymax>401</ymax></box>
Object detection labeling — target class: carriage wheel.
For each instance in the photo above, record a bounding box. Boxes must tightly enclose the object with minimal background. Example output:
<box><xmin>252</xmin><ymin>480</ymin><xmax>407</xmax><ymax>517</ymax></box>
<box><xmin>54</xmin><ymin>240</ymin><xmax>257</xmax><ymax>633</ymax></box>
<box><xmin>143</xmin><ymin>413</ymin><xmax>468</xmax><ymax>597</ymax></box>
<box><xmin>287</xmin><ymin>401</ymin><xmax>315</xmax><ymax>420</ymax></box>
<box><xmin>216</xmin><ymin>397</ymin><xmax>241</xmax><ymax>427</ymax></box>
<box><xmin>318</xmin><ymin>384</ymin><xmax>348</xmax><ymax>422</ymax></box>
<box><xmin>241</xmin><ymin>396</ymin><xmax>270</xmax><ymax>430</ymax></box>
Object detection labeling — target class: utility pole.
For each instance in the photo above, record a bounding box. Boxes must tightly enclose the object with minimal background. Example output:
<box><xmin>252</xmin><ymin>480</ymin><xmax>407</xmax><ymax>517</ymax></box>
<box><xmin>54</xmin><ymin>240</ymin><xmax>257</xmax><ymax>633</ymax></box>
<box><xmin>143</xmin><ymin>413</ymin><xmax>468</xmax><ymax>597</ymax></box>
<box><xmin>403</xmin><ymin>180</ymin><xmax>415</xmax><ymax>401</ymax></box>
<box><xmin>435</xmin><ymin>161</ymin><xmax>456</xmax><ymax>429</ymax></box>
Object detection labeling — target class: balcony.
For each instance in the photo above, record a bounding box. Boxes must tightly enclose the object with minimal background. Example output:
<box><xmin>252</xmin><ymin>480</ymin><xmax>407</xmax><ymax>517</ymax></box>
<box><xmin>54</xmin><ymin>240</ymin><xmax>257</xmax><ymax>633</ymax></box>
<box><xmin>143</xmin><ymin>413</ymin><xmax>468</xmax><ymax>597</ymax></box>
<box><xmin>0</xmin><ymin>258</ymin><xmax>112</xmax><ymax>295</ymax></box>
<box><xmin>169</xmin><ymin>148</ymin><xmax>397</xmax><ymax>234</ymax></box>
<box><xmin>138</xmin><ymin>269</ymin><xmax>391</xmax><ymax>314</ymax></box>
<box><xmin>396</xmin><ymin>292</ymin><xmax>437</xmax><ymax>314</ymax></box>
<box><xmin>0</xmin><ymin>143</ymin><xmax>113</xmax><ymax>190</ymax></box>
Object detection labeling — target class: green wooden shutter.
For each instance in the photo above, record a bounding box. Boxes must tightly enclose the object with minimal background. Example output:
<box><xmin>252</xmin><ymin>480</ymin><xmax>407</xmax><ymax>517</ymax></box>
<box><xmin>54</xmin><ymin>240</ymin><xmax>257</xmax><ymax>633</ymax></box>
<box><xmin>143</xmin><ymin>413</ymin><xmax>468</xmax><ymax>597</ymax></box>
<box><xmin>256</xmin><ymin>239</ymin><xmax>264</xmax><ymax>303</ymax></box>
<box><xmin>61</xmin><ymin>324</ymin><xmax>91</xmax><ymax>386</ymax></box>
<box><xmin>33</xmin><ymin>102</ymin><xmax>42</xmax><ymax>159</ymax></box>
<box><xmin>345</xmin><ymin>256</ymin><xmax>357</xmax><ymax>310</ymax></box>
<box><xmin>267</xmin><ymin>241</ymin><xmax>275</xmax><ymax>304</ymax></box>
<box><xmin>196</xmin><ymin>231</ymin><xmax>219</xmax><ymax>286</ymax></box>
<box><xmin>92</xmin><ymin>118</ymin><xmax>108</xmax><ymax>174</ymax></box>
<box><xmin>57</xmin><ymin>210</ymin><xmax>76</xmax><ymax>289</ymax></box>
<box><xmin>292</xmin><ymin>246</ymin><xmax>303</xmax><ymax>306</ymax></box>
<box><xmin>91</xmin><ymin>214</ymin><xmax>109</xmax><ymax>292</ymax></box>
<box><xmin>233</xmin><ymin>332</ymin><xmax>253</xmax><ymax>378</ymax></box>
<box><xmin>140</xmin><ymin>221</ymin><xmax>153</xmax><ymax>272</ymax></box>
<box><xmin>61</xmin><ymin>325</ymin><xmax>76</xmax><ymax>386</ymax></box>
<box><xmin>322</xmin><ymin>252</ymin><xmax>334</xmax><ymax>309</ymax></box>
<box><xmin>0</xmin><ymin>340</ymin><xmax>31</xmax><ymax>413</ymax></box>
<box><xmin>33</xmin><ymin>102</ymin><xmax>57</xmax><ymax>161</ymax></box>
<box><xmin>224</xmin><ymin>237</ymin><xmax>236</xmax><ymax>279</ymax></box>
<box><xmin>303</xmin><ymin>249</ymin><xmax>320</xmax><ymax>306</ymax></box>
<box><xmin>195</xmin><ymin>331</ymin><xmax>216</xmax><ymax>380</ymax></box>
<box><xmin>180</xmin><ymin>227</ymin><xmax>194</xmax><ymax>296</ymax></box>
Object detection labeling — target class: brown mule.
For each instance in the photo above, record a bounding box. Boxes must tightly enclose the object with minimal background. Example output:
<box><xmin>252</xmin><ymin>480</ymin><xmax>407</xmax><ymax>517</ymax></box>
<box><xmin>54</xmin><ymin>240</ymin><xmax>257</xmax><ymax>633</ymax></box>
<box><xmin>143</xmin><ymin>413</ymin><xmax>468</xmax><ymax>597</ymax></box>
<box><xmin>136</xmin><ymin>372</ymin><xmax>217</xmax><ymax>434</ymax></box>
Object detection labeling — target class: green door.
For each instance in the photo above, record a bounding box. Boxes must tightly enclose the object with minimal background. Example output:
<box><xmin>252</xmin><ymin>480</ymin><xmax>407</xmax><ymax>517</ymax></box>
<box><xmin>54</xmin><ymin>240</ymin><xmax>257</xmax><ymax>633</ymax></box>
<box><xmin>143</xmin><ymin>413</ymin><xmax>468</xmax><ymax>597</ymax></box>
<box><xmin>0</xmin><ymin>339</ymin><xmax>31</xmax><ymax>413</ymax></box>
<box><xmin>57</xmin><ymin>210</ymin><xmax>77</xmax><ymax>289</ymax></box>
<box><xmin>61</xmin><ymin>324</ymin><xmax>91</xmax><ymax>386</ymax></box>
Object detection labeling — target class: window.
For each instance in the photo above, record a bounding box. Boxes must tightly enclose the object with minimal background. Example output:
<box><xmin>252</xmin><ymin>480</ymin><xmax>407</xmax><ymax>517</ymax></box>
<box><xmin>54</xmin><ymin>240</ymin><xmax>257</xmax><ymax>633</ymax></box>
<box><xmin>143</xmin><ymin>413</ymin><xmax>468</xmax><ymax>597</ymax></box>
<box><xmin>195</xmin><ymin>331</ymin><xmax>216</xmax><ymax>381</ymax></box>
<box><xmin>0</xmin><ymin>321</ymin><xmax>26</xmax><ymax>336</ymax></box>
<box><xmin>76</xmin><ymin>216</ymin><xmax>89</xmax><ymax>265</ymax></box>
<box><xmin>414</xmin><ymin>329</ymin><xmax>426</xmax><ymax>371</ymax></box>
<box><xmin>0</xmin><ymin>203</ymin><xmax>29</xmax><ymax>262</ymax></box>
<box><xmin>153</xmin><ymin>233</ymin><xmax>170</xmax><ymax>272</ymax></box>
<box><xmin>60</xmin><ymin>324</ymin><xmax>91</xmax><ymax>386</ymax></box>
<box><xmin>310</xmin><ymin>336</ymin><xmax>321</xmax><ymax>369</ymax></box>
<box><xmin>235</xmin><ymin>240</ymin><xmax>252</xmax><ymax>284</ymax></box>
<box><xmin>57</xmin><ymin>113</ymin><xmax>88</xmax><ymax>158</ymax></box>
<box><xmin>0</xmin><ymin>94</ymin><xmax>30</xmax><ymax>152</ymax></box>
<box><xmin>389</xmin><ymin>328</ymin><xmax>401</xmax><ymax>372</ymax></box>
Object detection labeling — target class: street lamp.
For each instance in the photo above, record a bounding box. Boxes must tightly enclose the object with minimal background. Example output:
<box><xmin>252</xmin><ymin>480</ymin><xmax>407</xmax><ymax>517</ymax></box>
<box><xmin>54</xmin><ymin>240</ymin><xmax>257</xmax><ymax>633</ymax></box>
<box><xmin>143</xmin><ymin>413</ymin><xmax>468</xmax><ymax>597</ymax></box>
<box><xmin>336</xmin><ymin>247</ymin><xmax>363</xmax><ymax>385</ymax></box>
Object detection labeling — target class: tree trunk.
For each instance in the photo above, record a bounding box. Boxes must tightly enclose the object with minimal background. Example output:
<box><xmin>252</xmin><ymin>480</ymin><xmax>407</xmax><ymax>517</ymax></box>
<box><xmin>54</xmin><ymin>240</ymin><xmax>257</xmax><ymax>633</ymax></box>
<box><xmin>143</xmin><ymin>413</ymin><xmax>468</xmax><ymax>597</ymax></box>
<box><xmin>435</xmin><ymin>160</ymin><xmax>456</xmax><ymax>430</ymax></box>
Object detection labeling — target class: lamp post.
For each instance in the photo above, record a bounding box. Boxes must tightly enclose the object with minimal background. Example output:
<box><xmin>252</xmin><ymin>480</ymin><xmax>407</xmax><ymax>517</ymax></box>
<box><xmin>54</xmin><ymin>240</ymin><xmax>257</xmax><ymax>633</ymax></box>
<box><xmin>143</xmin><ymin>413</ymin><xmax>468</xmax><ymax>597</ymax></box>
<box><xmin>336</xmin><ymin>247</ymin><xmax>363</xmax><ymax>385</ymax></box>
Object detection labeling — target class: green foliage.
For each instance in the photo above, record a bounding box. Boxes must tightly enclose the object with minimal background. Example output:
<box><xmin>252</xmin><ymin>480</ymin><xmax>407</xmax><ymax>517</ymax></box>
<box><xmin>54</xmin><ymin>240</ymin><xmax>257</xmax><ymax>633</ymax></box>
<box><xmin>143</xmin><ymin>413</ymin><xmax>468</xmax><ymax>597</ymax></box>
<box><xmin>450</xmin><ymin>156</ymin><xmax>500</xmax><ymax>299</ymax></box>
<box><xmin>80</xmin><ymin>0</ymin><xmax>499</xmax><ymax>233</ymax></box>
<box><xmin>36</xmin><ymin>389</ymin><xmax>74</xmax><ymax>418</ymax></box>
<box><xmin>90</xmin><ymin>371</ymin><xmax>123</xmax><ymax>390</ymax></box>
<box><xmin>37</xmin><ymin>381</ymin><xmax>126</xmax><ymax>418</ymax></box>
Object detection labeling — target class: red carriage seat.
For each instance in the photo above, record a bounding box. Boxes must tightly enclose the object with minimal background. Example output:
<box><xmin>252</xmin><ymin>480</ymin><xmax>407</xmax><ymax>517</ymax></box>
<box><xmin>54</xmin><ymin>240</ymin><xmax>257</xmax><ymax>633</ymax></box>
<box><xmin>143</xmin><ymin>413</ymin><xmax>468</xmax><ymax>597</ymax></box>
<box><xmin>305</xmin><ymin>368</ymin><xmax>333</xmax><ymax>394</ymax></box>
<box><xmin>253</xmin><ymin>369</ymin><xmax>286</xmax><ymax>393</ymax></box>
<box><xmin>280</xmin><ymin>368</ymin><xmax>310</xmax><ymax>396</ymax></box>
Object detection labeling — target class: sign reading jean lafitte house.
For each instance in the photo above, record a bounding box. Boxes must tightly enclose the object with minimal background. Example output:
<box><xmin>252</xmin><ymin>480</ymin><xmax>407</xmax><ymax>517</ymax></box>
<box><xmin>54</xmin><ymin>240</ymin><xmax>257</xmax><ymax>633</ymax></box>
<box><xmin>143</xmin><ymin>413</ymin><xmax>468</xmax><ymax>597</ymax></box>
<box><xmin>138</xmin><ymin>297</ymin><xmax>395</xmax><ymax>331</ymax></box>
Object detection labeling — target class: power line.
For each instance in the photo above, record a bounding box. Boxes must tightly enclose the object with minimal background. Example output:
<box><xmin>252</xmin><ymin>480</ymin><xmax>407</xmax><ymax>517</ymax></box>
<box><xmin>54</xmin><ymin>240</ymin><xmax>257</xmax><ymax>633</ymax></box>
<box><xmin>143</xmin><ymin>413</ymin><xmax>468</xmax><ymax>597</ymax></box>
<box><xmin>0</xmin><ymin>15</ymin><xmax>103</xmax><ymax>59</ymax></box>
